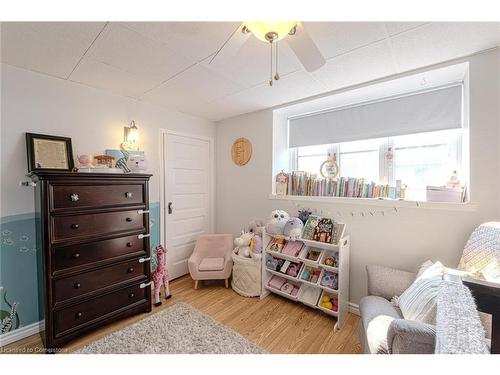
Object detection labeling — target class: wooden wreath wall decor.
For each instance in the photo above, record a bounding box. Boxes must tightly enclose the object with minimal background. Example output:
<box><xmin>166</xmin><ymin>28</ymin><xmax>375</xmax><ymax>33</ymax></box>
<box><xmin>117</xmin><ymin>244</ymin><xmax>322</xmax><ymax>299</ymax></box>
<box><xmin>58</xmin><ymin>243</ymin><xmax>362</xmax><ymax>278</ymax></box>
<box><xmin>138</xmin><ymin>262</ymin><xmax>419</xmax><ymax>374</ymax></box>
<box><xmin>231</xmin><ymin>137</ymin><xmax>252</xmax><ymax>166</ymax></box>
<box><xmin>320</xmin><ymin>153</ymin><xmax>339</xmax><ymax>179</ymax></box>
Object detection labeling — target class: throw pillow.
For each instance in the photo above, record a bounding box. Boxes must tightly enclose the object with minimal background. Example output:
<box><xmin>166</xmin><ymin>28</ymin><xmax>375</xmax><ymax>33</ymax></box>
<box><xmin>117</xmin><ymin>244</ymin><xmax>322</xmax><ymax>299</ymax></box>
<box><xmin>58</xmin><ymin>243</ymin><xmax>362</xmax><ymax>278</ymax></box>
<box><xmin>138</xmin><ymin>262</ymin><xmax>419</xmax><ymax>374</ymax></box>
<box><xmin>394</xmin><ymin>261</ymin><xmax>445</xmax><ymax>324</ymax></box>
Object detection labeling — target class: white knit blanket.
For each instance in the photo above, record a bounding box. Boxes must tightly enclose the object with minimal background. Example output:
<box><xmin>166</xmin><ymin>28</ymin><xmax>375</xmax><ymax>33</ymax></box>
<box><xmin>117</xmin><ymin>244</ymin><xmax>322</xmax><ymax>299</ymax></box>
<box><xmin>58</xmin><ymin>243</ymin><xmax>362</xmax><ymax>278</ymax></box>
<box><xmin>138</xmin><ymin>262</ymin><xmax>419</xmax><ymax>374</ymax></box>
<box><xmin>435</xmin><ymin>280</ymin><xmax>489</xmax><ymax>354</ymax></box>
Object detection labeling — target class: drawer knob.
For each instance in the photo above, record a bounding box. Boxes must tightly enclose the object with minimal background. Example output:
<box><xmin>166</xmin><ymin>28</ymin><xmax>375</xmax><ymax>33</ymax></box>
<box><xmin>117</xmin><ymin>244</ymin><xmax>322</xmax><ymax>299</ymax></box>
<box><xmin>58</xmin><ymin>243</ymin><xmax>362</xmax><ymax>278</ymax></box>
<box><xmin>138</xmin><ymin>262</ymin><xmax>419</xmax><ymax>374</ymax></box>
<box><xmin>72</xmin><ymin>253</ymin><xmax>80</xmax><ymax>259</ymax></box>
<box><xmin>70</xmin><ymin>193</ymin><xmax>79</xmax><ymax>202</ymax></box>
<box><xmin>127</xmin><ymin>267</ymin><xmax>134</xmax><ymax>273</ymax></box>
<box><xmin>71</xmin><ymin>224</ymin><xmax>79</xmax><ymax>230</ymax></box>
<box><xmin>125</xmin><ymin>192</ymin><xmax>133</xmax><ymax>198</ymax></box>
<box><xmin>128</xmin><ymin>292</ymin><xmax>135</xmax><ymax>298</ymax></box>
<box><xmin>74</xmin><ymin>282</ymin><xmax>81</xmax><ymax>289</ymax></box>
<box><xmin>75</xmin><ymin>312</ymin><xmax>83</xmax><ymax>319</ymax></box>
<box><xmin>126</xmin><ymin>242</ymin><xmax>133</xmax><ymax>247</ymax></box>
<box><xmin>126</xmin><ymin>217</ymin><xmax>133</xmax><ymax>222</ymax></box>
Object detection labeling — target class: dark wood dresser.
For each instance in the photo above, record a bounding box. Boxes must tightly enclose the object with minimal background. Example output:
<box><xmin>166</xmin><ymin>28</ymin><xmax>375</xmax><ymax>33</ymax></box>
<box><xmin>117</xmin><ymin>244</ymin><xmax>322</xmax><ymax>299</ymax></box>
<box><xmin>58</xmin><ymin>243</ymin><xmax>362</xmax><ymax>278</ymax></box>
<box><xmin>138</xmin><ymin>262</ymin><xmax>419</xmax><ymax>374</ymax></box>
<box><xmin>29</xmin><ymin>171</ymin><xmax>153</xmax><ymax>351</ymax></box>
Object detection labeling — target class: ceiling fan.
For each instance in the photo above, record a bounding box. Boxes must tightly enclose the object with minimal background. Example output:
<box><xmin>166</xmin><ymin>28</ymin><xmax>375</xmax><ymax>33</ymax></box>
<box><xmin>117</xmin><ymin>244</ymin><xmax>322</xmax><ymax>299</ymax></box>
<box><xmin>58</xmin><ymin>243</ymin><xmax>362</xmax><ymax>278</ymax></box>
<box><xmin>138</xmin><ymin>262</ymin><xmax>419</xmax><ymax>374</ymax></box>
<box><xmin>209</xmin><ymin>21</ymin><xmax>326</xmax><ymax>86</ymax></box>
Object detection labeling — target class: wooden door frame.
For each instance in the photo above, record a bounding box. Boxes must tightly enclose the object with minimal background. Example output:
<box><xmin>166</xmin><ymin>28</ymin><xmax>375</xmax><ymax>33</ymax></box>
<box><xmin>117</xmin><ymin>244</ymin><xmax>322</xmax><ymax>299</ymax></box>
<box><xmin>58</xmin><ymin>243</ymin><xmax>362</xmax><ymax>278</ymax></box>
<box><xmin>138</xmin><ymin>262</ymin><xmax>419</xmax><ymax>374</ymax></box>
<box><xmin>159</xmin><ymin>129</ymin><xmax>215</xmax><ymax>254</ymax></box>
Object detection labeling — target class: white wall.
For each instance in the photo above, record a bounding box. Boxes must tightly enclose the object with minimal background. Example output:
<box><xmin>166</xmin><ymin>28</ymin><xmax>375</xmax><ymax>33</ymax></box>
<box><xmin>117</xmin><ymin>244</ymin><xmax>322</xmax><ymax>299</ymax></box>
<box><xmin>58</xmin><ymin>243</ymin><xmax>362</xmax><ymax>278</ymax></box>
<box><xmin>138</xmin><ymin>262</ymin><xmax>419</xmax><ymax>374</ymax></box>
<box><xmin>0</xmin><ymin>64</ymin><xmax>216</xmax><ymax>216</ymax></box>
<box><xmin>216</xmin><ymin>48</ymin><xmax>500</xmax><ymax>306</ymax></box>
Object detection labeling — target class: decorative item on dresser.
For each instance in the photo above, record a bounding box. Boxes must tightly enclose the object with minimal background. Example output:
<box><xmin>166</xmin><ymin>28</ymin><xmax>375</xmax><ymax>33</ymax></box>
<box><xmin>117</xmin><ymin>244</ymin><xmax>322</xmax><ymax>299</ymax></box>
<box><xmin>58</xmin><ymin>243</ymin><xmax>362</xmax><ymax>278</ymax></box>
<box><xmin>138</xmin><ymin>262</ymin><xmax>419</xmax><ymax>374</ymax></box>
<box><xmin>28</xmin><ymin>171</ymin><xmax>153</xmax><ymax>352</ymax></box>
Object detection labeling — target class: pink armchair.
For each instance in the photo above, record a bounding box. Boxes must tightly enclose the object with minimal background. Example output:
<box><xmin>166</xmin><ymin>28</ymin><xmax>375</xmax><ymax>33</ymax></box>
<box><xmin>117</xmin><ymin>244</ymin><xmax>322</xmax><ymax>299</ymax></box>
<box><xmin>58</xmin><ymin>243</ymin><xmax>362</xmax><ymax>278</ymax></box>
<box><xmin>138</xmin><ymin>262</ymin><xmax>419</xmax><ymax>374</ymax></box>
<box><xmin>188</xmin><ymin>234</ymin><xmax>233</xmax><ymax>289</ymax></box>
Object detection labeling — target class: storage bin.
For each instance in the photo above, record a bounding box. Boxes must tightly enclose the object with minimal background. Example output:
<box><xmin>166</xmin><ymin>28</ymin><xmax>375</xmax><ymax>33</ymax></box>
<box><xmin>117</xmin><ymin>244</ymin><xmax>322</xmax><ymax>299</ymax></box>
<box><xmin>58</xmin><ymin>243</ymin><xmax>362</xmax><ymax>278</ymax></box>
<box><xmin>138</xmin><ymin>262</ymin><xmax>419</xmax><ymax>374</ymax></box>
<box><xmin>231</xmin><ymin>253</ymin><xmax>262</xmax><ymax>297</ymax></box>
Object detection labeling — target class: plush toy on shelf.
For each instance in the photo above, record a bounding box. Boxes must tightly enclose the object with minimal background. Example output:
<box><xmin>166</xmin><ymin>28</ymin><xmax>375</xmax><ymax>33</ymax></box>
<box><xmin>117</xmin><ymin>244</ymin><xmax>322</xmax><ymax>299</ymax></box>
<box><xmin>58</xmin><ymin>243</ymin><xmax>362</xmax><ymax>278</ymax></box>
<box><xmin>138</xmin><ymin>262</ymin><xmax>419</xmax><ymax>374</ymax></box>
<box><xmin>265</xmin><ymin>210</ymin><xmax>290</xmax><ymax>235</ymax></box>
<box><xmin>283</xmin><ymin>217</ymin><xmax>304</xmax><ymax>240</ymax></box>
<box><xmin>319</xmin><ymin>294</ymin><xmax>338</xmax><ymax>311</ymax></box>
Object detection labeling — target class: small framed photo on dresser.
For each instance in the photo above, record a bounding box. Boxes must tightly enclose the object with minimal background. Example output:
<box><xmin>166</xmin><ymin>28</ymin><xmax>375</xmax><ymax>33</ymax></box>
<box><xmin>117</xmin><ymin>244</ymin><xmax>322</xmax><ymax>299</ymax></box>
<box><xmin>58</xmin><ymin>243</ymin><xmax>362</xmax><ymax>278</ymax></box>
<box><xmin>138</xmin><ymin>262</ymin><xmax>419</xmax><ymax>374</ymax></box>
<box><xmin>26</xmin><ymin>133</ymin><xmax>75</xmax><ymax>172</ymax></box>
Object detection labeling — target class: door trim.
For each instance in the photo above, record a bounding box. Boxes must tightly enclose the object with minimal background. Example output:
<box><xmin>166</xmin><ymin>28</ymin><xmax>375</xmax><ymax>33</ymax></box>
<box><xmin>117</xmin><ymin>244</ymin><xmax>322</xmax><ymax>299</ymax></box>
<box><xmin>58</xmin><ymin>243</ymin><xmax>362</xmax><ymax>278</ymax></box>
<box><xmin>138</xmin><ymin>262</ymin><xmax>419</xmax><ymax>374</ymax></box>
<box><xmin>159</xmin><ymin>129</ymin><xmax>215</xmax><ymax>255</ymax></box>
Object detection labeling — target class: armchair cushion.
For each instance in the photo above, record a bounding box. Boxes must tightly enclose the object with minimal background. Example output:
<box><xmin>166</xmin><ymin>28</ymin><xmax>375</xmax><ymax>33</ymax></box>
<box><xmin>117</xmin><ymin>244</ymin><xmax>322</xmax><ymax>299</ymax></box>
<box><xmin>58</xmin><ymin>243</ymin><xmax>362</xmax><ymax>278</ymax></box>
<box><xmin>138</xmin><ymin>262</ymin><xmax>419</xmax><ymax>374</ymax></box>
<box><xmin>198</xmin><ymin>257</ymin><xmax>225</xmax><ymax>271</ymax></box>
<box><xmin>359</xmin><ymin>296</ymin><xmax>403</xmax><ymax>353</ymax></box>
<box><xmin>366</xmin><ymin>265</ymin><xmax>416</xmax><ymax>300</ymax></box>
<box><xmin>395</xmin><ymin>261</ymin><xmax>445</xmax><ymax>324</ymax></box>
<box><xmin>387</xmin><ymin>319</ymin><xmax>436</xmax><ymax>354</ymax></box>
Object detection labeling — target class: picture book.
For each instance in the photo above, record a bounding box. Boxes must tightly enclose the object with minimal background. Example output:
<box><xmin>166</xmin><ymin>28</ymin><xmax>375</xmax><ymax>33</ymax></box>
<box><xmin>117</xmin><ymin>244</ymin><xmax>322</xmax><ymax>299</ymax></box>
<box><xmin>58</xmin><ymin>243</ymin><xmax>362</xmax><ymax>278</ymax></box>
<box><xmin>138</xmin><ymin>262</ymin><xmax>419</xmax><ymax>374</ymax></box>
<box><xmin>312</xmin><ymin>217</ymin><xmax>337</xmax><ymax>244</ymax></box>
<box><xmin>301</xmin><ymin>215</ymin><xmax>320</xmax><ymax>240</ymax></box>
<box><xmin>266</xmin><ymin>237</ymin><xmax>286</xmax><ymax>253</ymax></box>
<box><xmin>320</xmin><ymin>270</ymin><xmax>338</xmax><ymax>290</ymax></box>
<box><xmin>281</xmin><ymin>241</ymin><xmax>304</xmax><ymax>257</ymax></box>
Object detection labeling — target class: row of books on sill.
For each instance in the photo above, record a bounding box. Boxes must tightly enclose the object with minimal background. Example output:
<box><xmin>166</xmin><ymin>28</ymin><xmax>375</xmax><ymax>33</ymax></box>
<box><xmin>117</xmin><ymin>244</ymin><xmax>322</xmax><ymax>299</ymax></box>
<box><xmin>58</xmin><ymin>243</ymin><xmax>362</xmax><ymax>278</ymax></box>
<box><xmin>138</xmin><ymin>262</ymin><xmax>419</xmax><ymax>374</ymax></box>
<box><xmin>266</xmin><ymin>253</ymin><xmax>339</xmax><ymax>290</ymax></box>
<box><xmin>266</xmin><ymin>236</ymin><xmax>340</xmax><ymax>268</ymax></box>
<box><xmin>283</xmin><ymin>172</ymin><xmax>407</xmax><ymax>199</ymax></box>
<box><xmin>266</xmin><ymin>275</ymin><xmax>339</xmax><ymax>313</ymax></box>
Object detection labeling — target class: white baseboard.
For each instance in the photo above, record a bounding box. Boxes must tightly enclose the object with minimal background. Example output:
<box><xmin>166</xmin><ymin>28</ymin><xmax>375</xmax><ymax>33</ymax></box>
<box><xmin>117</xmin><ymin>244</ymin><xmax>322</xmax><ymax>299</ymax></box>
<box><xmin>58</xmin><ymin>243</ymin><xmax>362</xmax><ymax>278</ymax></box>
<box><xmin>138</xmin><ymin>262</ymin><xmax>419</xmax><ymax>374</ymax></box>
<box><xmin>0</xmin><ymin>320</ymin><xmax>44</xmax><ymax>347</ymax></box>
<box><xmin>348</xmin><ymin>302</ymin><xmax>360</xmax><ymax>316</ymax></box>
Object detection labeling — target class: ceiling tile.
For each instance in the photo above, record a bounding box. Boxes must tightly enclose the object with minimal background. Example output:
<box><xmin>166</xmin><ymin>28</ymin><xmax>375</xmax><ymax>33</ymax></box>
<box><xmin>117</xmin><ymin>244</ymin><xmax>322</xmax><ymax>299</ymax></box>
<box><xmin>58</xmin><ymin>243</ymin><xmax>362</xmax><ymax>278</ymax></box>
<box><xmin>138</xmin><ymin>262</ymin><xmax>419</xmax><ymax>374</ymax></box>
<box><xmin>204</xmin><ymin>35</ymin><xmax>303</xmax><ymax>88</ymax></box>
<box><xmin>0</xmin><ymin>22</ymin><xmax>105</xmax><ymax>78</ymax></box>
<box><xmin>302</xmin><ymin>22</ymin><xmax>387</xmax><ymax>59</ymax></box>
<box><xmin>384</xmin><ymin>22</ymin><xmax>429</xmax><ymax>36</ymax></box>
<box><xmin>390</xmin><ymin>22</ymin><xmax>500</xmax><ymax>72</ymax></box>
<box><xmin>192</xmin><ymin>70</ymin><xmax>328</xmax><ymax>121</ymax></box>
<box><xmin>69</xmin><ymin>59</ymin><xmax>158</xmax><ymax>98</ymax></box>
<box><xmin>141</xmin><ymin>63</ymin><xmax>244</xmax><ymax>112</ymax></box>
<box><xmin>121</xmin><ymin>22</ymin><xmax>239</xmax><ymax>63</ymax></box>
<box><xmin>87</xmin><ymin>23</ymin><xmax>192</xmax><ymax>82</ymax></box>
<box><xmin>312</xmin><ymin>39</ymin><xmax>397</xmax><ymax>91</ymax></box>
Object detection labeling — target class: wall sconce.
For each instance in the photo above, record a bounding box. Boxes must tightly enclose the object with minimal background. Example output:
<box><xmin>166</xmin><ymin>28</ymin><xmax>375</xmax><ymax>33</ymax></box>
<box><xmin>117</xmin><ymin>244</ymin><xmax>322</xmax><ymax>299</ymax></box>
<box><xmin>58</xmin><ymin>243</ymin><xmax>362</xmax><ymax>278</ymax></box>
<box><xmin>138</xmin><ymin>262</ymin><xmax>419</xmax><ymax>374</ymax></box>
<box><xmin>122</xmin><ymin>120</ymin><xmax>140</xmax><ymax>151</ymax></box>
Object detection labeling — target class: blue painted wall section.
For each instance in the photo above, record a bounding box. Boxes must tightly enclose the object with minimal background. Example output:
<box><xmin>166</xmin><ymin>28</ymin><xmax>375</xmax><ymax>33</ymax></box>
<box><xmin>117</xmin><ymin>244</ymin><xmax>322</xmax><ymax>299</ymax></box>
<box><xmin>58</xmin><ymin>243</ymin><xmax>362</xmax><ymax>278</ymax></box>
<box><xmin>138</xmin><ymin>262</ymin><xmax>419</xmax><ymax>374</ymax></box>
<box><xmin>0</xmin><ymin>202</ymin><xmax>161</xmax><ymax>335</ymax></box>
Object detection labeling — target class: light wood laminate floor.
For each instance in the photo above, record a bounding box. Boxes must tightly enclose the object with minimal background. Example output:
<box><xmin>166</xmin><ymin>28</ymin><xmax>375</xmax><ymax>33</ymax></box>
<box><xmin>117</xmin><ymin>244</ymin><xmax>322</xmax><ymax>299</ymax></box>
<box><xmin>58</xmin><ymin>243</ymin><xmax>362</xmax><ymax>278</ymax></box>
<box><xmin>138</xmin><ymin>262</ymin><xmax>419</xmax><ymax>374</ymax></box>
<box><xmin>2</xmin><ymin>275</ymin><xmax>361</xmax><ymax>354</ymax></box>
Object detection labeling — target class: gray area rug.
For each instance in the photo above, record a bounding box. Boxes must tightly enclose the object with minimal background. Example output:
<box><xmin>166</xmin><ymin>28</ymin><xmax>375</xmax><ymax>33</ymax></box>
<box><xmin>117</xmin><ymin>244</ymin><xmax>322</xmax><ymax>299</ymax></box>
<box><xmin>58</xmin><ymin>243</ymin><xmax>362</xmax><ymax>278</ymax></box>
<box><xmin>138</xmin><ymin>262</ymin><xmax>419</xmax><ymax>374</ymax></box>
<box><xmin>75</xmin><ymin>303</ymin><xmax>265</xmax><ymax>354</ymax></box>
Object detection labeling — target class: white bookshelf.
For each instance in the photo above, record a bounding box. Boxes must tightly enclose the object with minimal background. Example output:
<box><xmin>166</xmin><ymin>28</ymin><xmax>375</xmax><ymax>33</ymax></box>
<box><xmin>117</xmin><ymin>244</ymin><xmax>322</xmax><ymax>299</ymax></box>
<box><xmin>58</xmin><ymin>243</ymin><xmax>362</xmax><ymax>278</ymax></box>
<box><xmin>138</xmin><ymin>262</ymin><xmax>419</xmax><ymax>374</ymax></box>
<box><xmin>261</xmin><ymin>223</ymin><xmax>350</xmax><ymax>331</ymax></box>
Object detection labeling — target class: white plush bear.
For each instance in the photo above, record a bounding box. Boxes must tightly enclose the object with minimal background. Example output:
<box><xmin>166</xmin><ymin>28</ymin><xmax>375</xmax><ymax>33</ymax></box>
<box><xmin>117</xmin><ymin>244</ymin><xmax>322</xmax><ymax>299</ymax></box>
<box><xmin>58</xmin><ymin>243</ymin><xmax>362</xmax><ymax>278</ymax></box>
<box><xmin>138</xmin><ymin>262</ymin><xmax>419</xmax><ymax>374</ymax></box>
<box><xmin>233</xmin><ymin>232</ymin><xmax>253</xmax><ymax>258</ymax></box>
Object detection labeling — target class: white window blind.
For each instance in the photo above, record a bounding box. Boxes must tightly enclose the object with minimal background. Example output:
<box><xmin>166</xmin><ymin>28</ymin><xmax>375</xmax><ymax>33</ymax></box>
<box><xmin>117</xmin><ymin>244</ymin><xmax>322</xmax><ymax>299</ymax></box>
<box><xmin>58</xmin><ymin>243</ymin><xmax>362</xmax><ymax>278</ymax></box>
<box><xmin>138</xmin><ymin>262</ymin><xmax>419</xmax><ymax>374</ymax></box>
<box><xmin>288</xmin><ymin>85</ymin><xmax>463</xmax><ymax>148</ymax></box>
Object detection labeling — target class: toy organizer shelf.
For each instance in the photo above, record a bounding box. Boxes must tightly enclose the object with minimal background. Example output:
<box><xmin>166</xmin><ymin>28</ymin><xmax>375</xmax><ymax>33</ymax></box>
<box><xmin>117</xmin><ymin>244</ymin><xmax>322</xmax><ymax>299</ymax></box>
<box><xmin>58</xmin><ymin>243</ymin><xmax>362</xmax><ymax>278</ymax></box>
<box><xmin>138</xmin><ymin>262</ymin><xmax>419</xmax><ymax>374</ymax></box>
<box><xmin>261</xmin><ymin>223</ymin><xmax>350</xmax><ymax>330</ymax></box>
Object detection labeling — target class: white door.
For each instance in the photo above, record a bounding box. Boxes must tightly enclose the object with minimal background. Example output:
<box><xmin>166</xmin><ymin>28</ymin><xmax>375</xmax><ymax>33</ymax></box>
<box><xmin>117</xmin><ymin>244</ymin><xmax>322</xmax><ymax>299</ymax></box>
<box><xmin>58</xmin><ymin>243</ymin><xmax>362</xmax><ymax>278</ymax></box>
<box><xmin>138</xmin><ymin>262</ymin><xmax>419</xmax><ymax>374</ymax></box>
<box><xmin>163</xmin><ymin>132</ymin><xmax>211</xmax><ymax>280</ymax></box>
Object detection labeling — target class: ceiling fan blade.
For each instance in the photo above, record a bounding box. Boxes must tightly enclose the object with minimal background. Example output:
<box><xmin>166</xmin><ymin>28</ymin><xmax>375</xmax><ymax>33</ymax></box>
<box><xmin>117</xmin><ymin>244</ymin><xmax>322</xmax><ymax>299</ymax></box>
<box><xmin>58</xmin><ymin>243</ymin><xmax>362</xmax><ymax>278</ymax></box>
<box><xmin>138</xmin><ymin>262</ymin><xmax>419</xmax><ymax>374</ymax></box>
<box><xmin>286</xmin><ymin>23</ymin><xmax>326</xmax><ymax>72</ymax></box>
<box><xmin>209</xmin><ymin>23</ymin><xmax>251</xmax><ymax>65</ymax></box>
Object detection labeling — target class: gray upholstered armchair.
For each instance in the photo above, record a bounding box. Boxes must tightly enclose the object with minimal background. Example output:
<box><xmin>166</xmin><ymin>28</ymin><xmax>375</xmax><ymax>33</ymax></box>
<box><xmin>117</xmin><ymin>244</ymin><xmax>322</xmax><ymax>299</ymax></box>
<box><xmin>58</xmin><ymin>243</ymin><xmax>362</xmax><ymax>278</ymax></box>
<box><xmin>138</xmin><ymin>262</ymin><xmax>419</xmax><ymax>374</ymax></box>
<box><xmin>359</xmin><ymin>222</ymin><xmax>499</xmax><ymax>354</ymax></box>
<box><xmin>358</xmin><ymin>265</ymin><xmax>436</xmax><ymax>354</ymax></box>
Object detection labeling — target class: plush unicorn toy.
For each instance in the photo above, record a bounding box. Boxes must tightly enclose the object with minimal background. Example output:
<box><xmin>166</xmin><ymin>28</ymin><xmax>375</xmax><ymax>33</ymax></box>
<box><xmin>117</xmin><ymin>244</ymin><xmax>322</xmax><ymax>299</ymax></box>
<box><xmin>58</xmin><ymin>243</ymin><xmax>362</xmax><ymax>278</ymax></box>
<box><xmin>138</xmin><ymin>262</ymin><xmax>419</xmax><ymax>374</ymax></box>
<box><xmin>152</xmin><ymin>245</ymin><xmax>171</xmax><ymax>306</ymax></box>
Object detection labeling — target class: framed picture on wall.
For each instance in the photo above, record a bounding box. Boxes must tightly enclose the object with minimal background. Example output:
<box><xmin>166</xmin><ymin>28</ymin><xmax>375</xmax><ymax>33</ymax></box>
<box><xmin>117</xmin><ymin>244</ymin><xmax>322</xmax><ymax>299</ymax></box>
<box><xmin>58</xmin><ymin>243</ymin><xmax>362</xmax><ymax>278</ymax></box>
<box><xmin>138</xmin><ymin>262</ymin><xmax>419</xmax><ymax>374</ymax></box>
<box><xmin>26</xmin><ymin>133</ymin><xmax>75</xmax><ymax>172</ymax></box>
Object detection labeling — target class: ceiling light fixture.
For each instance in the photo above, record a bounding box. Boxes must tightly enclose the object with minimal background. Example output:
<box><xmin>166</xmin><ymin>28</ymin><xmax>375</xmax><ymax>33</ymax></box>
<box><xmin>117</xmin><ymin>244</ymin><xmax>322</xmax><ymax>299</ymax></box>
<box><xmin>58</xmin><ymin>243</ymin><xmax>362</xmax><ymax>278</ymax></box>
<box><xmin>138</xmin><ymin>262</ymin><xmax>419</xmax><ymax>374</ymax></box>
<box><xmin>243</xmin><ymin>21</ymin><xmax>298</xmax><ymax>86</ymax></box>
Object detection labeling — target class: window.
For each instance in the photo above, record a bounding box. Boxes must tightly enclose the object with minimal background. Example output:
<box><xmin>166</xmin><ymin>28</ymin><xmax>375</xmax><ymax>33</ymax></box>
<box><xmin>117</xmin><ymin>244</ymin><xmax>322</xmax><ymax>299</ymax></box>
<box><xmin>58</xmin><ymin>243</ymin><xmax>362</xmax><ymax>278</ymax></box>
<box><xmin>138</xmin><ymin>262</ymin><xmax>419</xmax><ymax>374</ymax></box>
<box><xmin>290</xmin><ymin>129</ymin><xmax>464</xmax><ymax>201</ymax></box>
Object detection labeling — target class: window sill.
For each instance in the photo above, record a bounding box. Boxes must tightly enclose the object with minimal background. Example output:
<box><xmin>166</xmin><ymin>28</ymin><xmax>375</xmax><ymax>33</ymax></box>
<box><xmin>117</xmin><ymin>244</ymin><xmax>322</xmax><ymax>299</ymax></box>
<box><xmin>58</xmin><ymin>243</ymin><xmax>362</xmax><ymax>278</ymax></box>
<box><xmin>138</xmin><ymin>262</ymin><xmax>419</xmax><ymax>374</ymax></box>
<box><xmin>268</xmin><ymin>194</ymin><xmax>477</xmax><ymax>212</ymax></box>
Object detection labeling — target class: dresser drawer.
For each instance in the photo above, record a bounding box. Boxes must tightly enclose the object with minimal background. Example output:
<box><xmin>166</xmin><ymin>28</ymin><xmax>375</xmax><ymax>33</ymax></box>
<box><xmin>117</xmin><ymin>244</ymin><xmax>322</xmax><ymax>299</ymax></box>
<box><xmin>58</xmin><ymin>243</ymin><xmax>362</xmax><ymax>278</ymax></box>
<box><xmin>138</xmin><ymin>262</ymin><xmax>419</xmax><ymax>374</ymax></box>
<box><xmin>54</xmin><ymin>258</ymin><xmax>148</xmax><ymax>303</ymax></box>
<box><xmin>51</xmin><ymin>184</ymin><xmax>144</xmax><ymax>211</ymax></box>
<box><xmin>54</xmin><ymin>283</ymin><xmax>147</xmax><ymax>336</ymax></box>
<box><xmin>53</xmin><ymin>234</ymin><xmax>147</xmax><ymax>272</ymax></box>
<box><xmin>53</xmin><ymin>210</ymin><xmax>145</xmax><ymax>242</ymax></box>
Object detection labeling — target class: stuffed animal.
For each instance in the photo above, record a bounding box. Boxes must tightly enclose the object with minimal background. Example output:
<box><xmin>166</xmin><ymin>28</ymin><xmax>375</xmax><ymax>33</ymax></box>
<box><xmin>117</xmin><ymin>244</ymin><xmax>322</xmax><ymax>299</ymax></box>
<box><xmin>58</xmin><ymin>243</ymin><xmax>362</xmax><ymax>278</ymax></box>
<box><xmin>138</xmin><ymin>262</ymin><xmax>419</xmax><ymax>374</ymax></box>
<box><xmin>151</xmin><ymin>245</ymin><xmax>171</xmax><ymax>306</ymax></box>
<box><xmin>298</xmin><ymin>209</ymin><xmax>312</xmax><ymax>224</ymax></box>
<box><xmin>248</xmin><ymin>219</ymin><xmax>264</xmax><ymax>236</ymax></box>
<box><xmin>265</xmin><ymin>210</ymin><xmax>290</xmax><ymax>235</ymax></box>
<box><xmin>320</xmin><ymin>295</ymin><xmax>333</xmax><ymax>310</ymax></box>
<box><xmin>283</xmin><ymin>217</ymin><xmax>304</xmax><ymax>240</ymax></box>
<box><xmin>250</xmin><ymin>235</ymin><xmax>263</xmax><ymax>258</ymax></box>
<box><xmin>233</xmin><ymin>231</ymin><xmax>253</xmax><ymax>258</ymax></box>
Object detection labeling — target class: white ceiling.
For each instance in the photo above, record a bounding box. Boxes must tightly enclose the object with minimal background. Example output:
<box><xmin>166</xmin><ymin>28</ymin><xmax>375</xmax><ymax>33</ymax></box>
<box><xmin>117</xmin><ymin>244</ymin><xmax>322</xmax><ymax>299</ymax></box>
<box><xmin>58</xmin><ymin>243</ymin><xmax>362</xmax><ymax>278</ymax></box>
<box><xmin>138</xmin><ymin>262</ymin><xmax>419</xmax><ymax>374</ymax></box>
<box><xmin>1</xmin><ymin>22</ymin><xmax>499</xmax><ymax>122</ymax></box>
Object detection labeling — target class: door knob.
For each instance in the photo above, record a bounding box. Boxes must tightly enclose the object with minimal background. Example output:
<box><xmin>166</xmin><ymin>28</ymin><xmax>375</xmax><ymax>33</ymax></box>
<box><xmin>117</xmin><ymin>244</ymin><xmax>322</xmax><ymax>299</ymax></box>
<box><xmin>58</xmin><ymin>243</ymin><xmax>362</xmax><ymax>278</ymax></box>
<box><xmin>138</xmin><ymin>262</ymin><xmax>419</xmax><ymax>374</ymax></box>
<box><xmin>168</xmin><ymin>202</ymin><xmax>173</xmax><ymax>214</ymax></box>
<box><xmin>71</xmin><ymin>224</ymin><xmax>79</xmax><ymax>229</ymax></box>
